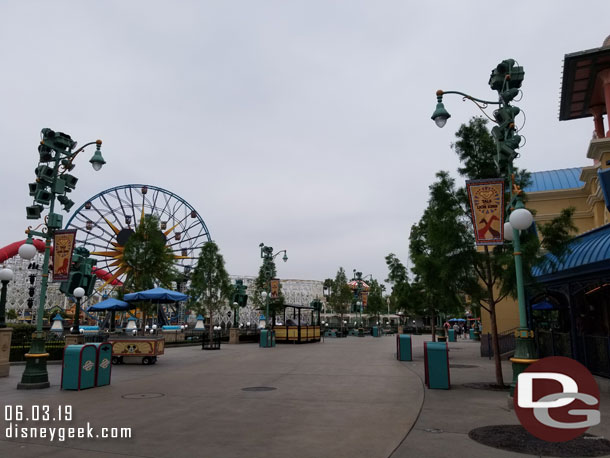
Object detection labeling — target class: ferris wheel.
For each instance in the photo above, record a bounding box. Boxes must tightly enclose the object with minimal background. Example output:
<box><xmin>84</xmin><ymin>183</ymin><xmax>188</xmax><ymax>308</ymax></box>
<box><xmin>65</xmin><ymin>184</ymin><xmax>211</xmax><ymax>293</ymax></box>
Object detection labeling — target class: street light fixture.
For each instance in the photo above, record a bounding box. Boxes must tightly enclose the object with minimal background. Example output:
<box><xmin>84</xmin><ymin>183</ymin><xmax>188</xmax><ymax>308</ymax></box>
<box><xmin>17</xmin><ymin>128</ymin><xmax>105</xmax><ymax>390</ymax></box>
<box><xmin>431</xmin><ymin>58</ymin><xmax>536</xmax><ymax>394</ymax></box>
<box><xmin>71</xmin><ymin>287</ymin><xmax>85</xmax><ymax>335</ymax></box>
<box><xmin>0</xmin><ymin>268</ymin><xmax>14</xmax><ymax>328</ymax></box>
<box><xmin>259</xmin><ymin>243</ymin><xmax>288</xmax><ymax>330</ymax></box>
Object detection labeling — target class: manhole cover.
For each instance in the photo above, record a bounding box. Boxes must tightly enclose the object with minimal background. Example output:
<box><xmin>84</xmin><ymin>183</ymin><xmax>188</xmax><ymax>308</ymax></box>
<box><xmin>241</xmin><ymin>386</ymin><xmax>277</xmax><ymax>392</ymax></box>
<box><xmin>450</xmin><ymin>364</ymin><xmax>478</xmax><ymax>368</ymax></box>
<box><xmin>469</xmin><ymin>425</ymin><xmax>610</xmax><ymax>457</ymax></box>
<box><xmin>122</xmin><ymin>393</ymin><xmax>165</xmax><ymax>399</ymax></box>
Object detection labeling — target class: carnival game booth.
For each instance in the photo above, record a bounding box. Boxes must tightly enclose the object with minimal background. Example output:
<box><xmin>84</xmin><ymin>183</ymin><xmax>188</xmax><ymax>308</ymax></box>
<box><xmin>274</xmin><ymin>304</ymin><xmax>321</xmax><ymax>344</ymax></box>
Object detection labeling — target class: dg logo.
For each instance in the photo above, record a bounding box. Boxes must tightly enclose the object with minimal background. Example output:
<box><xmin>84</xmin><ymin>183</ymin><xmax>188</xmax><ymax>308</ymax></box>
<box><xmin>514</xmin><ymin>356</ymin><xmax>600</xmax><ymax>442</ymax></box>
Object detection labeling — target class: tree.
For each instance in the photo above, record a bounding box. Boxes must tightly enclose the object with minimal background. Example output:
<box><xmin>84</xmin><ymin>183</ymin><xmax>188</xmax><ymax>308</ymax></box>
<box><xmin>327</xmin><ymin>268</ymin><xmax>352</xmax><ymax>332</ymax></box>
<box><xmin>452</xmin><ymin>117</ymin><xmax>577</xmax><ymax>387</ymax></box>
<box><xmin>366</xmin><ymin>278</ymin><xmax>385</xmax><ymax>324</ymax></box>
<box><xmin>409</xmin><ymin>171</ymin><xmax>476</xmax><ymax>342</ymax></box>
<box><xmin>385</xmin><ymin>253</ymin><xmax>411</xmax><ymax>315</ymax></box>
<box><xmin>188</xmin><ymin>241</ymin><xmax>231</xmax><ymax>345</ymax></box>
<box><xmin>122</xmin><ymin>214</ymin><xmax>179</xmax><ymax>333</ymax></box>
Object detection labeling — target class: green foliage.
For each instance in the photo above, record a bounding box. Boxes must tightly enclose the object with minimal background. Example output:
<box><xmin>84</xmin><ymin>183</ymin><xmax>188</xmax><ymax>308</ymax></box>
<box><xmin>8</xmin><ymin>323</ymin><xmax>36</xmax><ymax>340</ymax></box>
<box><xmin>327</xmin><ymin>268</ymin><xmax>352</xmax><ymax>317</ymax></box>
<box><xmin>409</xmin><ymin>171</ymin><xmax>476</xmax><ymax>319</ymax></box>
<box><xmin>122</xmin><ymin>214</ymin><xmax>179</xmax><ymax>293</ymax></box>
<box><xmin>384</xmin><ymin>253</ymin><xmax>411</xmax><ymax>313</ymax></box>
<box><xmin>188</xmin><ymin>241</ymin><xmax>232</xmax><ymax>317</ymax></box>
<box><xmin>6</xmin><ymin>309</ymin><xmax>18</xmax><ymax>321</ymax></box>
<box><xmin>366</xmin><ymin>278</ymin><xmax>385</xmax><ymax>319</ymax></box>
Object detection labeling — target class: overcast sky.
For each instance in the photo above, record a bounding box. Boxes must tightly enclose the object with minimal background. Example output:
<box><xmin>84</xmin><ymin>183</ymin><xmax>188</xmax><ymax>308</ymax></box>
<box><xmin>1</xmin><ymin>1</ymin><xmax>608</xmax><ymax>287</ymax></box>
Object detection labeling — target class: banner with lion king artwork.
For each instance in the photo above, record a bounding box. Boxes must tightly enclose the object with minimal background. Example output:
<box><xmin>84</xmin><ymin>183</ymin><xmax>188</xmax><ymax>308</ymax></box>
<box><xmin>466</xmin><ymin>179</ymin><xmax>505</xmax><ymax>246</ymax></box>
<box><xmin>52</xmin><ymin>229</ymin><xmax>77</xmax><ymax>281</ymax></box>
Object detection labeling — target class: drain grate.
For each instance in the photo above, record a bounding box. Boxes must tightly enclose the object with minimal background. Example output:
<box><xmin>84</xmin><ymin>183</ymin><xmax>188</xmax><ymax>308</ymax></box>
<box><xmin>122</xmin><ymin>393</ymin><xmax>165</xmax><ymax>399</ymax></box>
<box><xmin>241</xmin><ymin>386</ymin><xmax>277</xmax><ymax>392</ymax></box>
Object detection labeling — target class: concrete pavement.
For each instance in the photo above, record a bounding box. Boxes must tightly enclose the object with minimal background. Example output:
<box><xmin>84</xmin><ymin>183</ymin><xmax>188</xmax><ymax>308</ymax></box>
<box><xmin>2</xmin><ymin>334</ymin><xmax>610</xmax><ymax>457</ymax></box>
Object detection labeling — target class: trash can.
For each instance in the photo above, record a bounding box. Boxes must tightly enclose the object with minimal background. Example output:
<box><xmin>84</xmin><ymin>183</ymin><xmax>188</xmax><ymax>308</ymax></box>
<box><xmin>259</xmin><ymin>329</ymin><xmax>276</xmax><ymax>348</ymax></box>
<box><xmin>61</xmin><ymin>344</ymin><xmax>98</xmax><ymax>390</ymax></box>
<box><xmin>469</xmin><ymin>329</ymin><xmax>475</xmax><ymax>339</ymax></box>
<box><xmin>396</xmin><ymin>334</ymin><xmax>412</xmax><ymax>361</ymax></box>
<box><xmin>424</xmin><ymin>342</ymin><xmax>450</xmax><ymax>389</ymax></box>
<box><xmin>448</xmin><ymin>329</ymin><xmax>456</xmax><ymax>342</ymax></box>
<box><xmin>372</xmin><ymin>326</ymin><xmax>381</xmax><ymax>337</ymax></box>
<box><xmin>94</xmin><ymin>342</ymin><xmax>113</xmax><ymax>387</ymax></box>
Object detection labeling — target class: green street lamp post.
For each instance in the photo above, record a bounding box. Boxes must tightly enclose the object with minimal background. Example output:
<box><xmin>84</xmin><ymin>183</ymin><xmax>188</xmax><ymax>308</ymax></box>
<box><xmin>259</xmin><ymin>243</ymin><xmax>287</xmax><ymax>329</ymax></box>
<box><xmin>0</xmin><ymin>268</ymin><xmax>14</xmax><ymax>328</ymax></box>
<box><xmin>71</xmin><ymin>287</ymin><xmax>86</xmax><ymax>335</ymax></box>
<box><xmin>17</xmin><ymin>128</ymin><xmax>106</xmax><ymax>389</ymax></box>
<box><xmin>431</xmin><ymin>59</ymin><xmax>536</xmax><ymax>394</ymax></box>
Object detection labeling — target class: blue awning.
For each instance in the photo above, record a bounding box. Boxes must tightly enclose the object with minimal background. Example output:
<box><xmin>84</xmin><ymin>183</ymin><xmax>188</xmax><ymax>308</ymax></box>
<box><xmin>532</xmin><ymin>223</ymin><xmax>610</xmax><ymax>283</ymax></box>
<box><xmin>87</xmin><ymin>298</ymin><xmax>131</xmax><ymax>312</ymax></box>
<box><xmin>532</xmin><ymin>301</ymin><xmax>555</xmax><ymax>310</ymax></box>
<box><xmin>124</xmin><ymin>287</ymin><xmax>188</xmax><ymax>303</ymax></box>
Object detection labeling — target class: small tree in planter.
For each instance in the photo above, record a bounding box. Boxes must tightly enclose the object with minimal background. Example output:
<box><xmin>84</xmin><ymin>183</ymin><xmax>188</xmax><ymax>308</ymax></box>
<box><xmin>189</xmin><ymin>241</ymin><xmax>231</xmax><ymax>347</ymax></box>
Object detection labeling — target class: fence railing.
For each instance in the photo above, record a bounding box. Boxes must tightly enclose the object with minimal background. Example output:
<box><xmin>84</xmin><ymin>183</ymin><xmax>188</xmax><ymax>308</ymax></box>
<box><xmin>582</xmin><ymin>334</ymin><xmax>610</xmax><ymax>377</ymax></box>
<box><xmin>481</xmin><ymin>327</ymin><xmax>518</xmax><ymax>359</ymax></box>
<box><xmin>535</xmin><ymin>329</ymin><xmax>572</xmax><ymax>359</ymax></box>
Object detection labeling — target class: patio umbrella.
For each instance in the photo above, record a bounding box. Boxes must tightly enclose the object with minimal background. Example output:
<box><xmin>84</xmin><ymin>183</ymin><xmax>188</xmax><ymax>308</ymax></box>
<box><xmin>87</xmin><ymin>298</ymin><xmax>132</xmax><ymax>331</ymax></box>
<box><xmin>532</xmin><ymin>300</ymin><xmax>555</xmax><ymax>310</ymax></box>
<box><xmin>124</xmin><ymin>287</ymin><xmax>189</xmax><ymax>326</ymax></box>
<box><xmin>87</xmin><ymin>298</ymin><xmax>131</xmax><ymax>312</ymax></box>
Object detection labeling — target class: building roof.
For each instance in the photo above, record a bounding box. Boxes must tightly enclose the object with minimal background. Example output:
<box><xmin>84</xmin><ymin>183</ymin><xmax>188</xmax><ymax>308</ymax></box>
<box><xmin>559</xmin><ymin>44</ymin><xmax>610</xmax><ymax>121</ymax></box>
<box><xmin>523</xmin><ymin>167</ymin><xmax>584</xmax><ymax>193</ymax></box>
<box><xmin>532</xmin><ymin>224</ymin><xmax>610</xmax><ymax>283</ymax></box>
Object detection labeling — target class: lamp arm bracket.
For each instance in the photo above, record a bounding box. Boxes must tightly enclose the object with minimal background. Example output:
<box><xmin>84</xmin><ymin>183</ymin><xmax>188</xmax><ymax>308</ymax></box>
<box><xmin>441</xmin><ymin>90</ymin><xmax>499</xmax><ymax>123</ymax></box>
<box><xmin>60</xmin><ymin>140</ymin><xmax>100</xmax><ymax>174</ymax></box>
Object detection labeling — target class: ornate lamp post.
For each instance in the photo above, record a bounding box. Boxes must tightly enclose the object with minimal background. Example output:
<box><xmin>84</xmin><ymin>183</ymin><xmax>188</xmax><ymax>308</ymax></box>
<box><xmin>258</xmin><ymin>243</ymin><xmax>287</xmax><ymax>329</ymax></box>
<box><xmin>431</xmin><ymin>59</ymin><xmax>536</xmax><ymax>394</ymax></box>
<box><xmin>71</xmin><ymin>287</ymin><xmax>86</xmax><ymax>335</ymax></box>
<box><xmin>0</xmin><ymin>268</ymin><xmax>14</xmax><ymax>328</ymax></box>
<box><xmin>17</xmin><ymin>128</ymin><xmax>105</xmax><ymax>389</ymax></box>
<box><xmin>0</xmin><ymin>267</ymin><xmax>14</xmax><ymax>377</ymax></box>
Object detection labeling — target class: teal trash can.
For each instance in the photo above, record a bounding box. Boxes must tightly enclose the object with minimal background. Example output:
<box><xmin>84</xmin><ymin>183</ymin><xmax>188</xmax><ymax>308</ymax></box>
<box><xmin>396</xmin><ymin>334</ymin><xmax>412</xmax><ymax>361</ymax></box>
<box><xmin>448</xmin><ymin>329</ymin><xmax>456</xmax><ymax>342</ymax></box>
<box><xmin>372</xmin><ymin>326</ymin><xmax>380</xmax><ymax>337</ymax></box>
<box><xmin>259</xmin><ymin>329</ymin><xmax>276</xmax><ymax>348</ymax></box>
<box><xmin>424</xmin><ymin>342</ymin><xmax>450</xmax><ymax>389</ymax></box>
<box><xmin>61</xmin><ymin>344</ymin><xmax>98</xmax><ymax>390</ymax></box>
<box><xmin>469</xmin><ymin>329</ymin><xmax>475</xmax><ymax>339</ymax></box>
<box><xmin>95</xmin><ymin>342</ymin><xmax>113</xmax><ymax>387</ymax></box>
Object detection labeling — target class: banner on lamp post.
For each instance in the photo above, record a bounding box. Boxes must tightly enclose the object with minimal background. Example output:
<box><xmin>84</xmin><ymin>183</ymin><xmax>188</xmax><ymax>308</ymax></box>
<box><xmin>361</xmin><ymin>291</ymin><xmax>368</xmax><ymax>308</ymax></box>
<box><xmin>52</xmin><ymin>229</ymin><xmax>77</xmax><ymax>281</ymax></box>
<box><xmin>466</xmin><ymin>179</ymin><xmax>505</xmax><ymax>246</ymax></box>
<box><xmin>270</xmin><ymin>279</ymin><xmax>280</xmax><ymax>299</ymax></box>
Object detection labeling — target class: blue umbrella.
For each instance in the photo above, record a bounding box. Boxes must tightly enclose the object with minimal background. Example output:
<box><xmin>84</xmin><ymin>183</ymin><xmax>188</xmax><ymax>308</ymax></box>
<box><xmin>532</xmin><ymin>300</ymin><xmax>554</xmax><ymax>310</ymax></box>
<box><xmin>124</xmin><ymin>287</ymin><xmax>188</xmax><ymax>303</ymax></box>
<box><xmin>87</xmin><ymin>298</ymin><xmax>131</xmax><ymax>312</ymax></box>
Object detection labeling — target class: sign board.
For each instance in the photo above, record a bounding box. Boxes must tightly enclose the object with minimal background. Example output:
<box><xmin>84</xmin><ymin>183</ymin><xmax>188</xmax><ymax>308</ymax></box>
<box><xmin>466</xmin><ymin>179</ymin><xmax>505</xmax><ymax>245</ymax></box>
<box><xmin>52</xmin><ymin>229</ymin><xmax>77</xmax><ymax>281</ymax></box>
<box><xmin>270</xmin><ymin>279</ymin><xmax>280</xmax><ymax>299</ymax></box>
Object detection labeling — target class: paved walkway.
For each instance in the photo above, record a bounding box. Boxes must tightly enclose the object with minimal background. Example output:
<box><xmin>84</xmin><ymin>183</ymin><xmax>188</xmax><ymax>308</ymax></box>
<box><xmin>1</xmin><ymin>334</ymin><xmax>609</xmax><ymax>458</ymax></box>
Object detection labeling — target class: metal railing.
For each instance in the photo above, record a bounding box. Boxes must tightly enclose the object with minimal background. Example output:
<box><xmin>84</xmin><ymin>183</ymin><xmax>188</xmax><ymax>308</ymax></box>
<box><xmin>481</xmin><ymin>327</ymin><xmax>518</xmax><ymax>359</ymax></box>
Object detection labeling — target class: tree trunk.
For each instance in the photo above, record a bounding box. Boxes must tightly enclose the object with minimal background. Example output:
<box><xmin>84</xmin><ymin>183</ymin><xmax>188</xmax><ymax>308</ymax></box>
<box><xmin>489</xmin><ymin>302</ymin><xmax>504</xmax><ymax>387</ymax></box>
<box><xmin>209</xmin><ymin>309</ymin><xmax>214</xmax><ymax>345</ymax></box>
